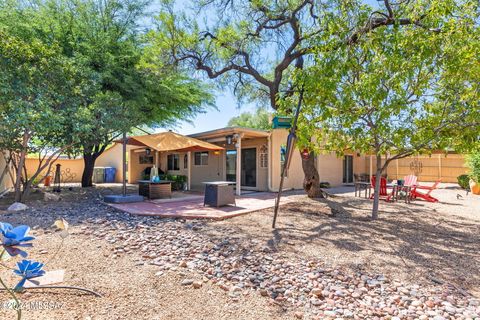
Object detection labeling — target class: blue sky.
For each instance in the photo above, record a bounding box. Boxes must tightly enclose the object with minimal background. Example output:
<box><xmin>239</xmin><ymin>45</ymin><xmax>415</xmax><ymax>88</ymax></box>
<box><xmin>158</xmin><ymin>0</ymin><xmax>379</xmax><ymax>135</ymax></box>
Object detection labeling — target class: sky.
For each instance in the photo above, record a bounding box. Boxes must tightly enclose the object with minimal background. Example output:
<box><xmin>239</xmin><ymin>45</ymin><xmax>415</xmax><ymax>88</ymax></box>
<box><xmin>156</xmin><ymin>0</ymin><xmax>380</xmax><ymax>135</ymax></box>
<box><xmin>166</xmin><ymin>91</ymin><xmax>258</xmax><ymax>135</ymax></box>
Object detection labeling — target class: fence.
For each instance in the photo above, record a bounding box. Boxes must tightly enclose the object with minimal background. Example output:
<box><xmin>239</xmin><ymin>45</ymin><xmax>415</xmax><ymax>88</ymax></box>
<box><xmin>367</xmin><ymin>153</ymin><xmax>468</xmax><ymax>183</ymax></box>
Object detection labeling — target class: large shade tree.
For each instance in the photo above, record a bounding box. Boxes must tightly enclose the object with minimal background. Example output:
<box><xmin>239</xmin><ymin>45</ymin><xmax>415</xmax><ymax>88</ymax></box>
<box><xmin>295</xmin><ymin>0</ymin><xmax>480</xmax><ymax>218</ymax></box>
<box><xmin>0</xmin><ymin>26</ymin><xmax>78</xmax><ymax>201</ymax></box>
<box><xmin>153</xmin><ymin>0</ymin><xmax>449</xmax><ymax>198</ymax></box>
<box><xmin>1</xmin><ymin>0</ymin><xmax>213</xmax><ymax>188</ymax></box>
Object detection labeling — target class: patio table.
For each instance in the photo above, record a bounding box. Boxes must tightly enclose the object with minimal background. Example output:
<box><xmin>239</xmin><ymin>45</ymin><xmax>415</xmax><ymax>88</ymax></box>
<box><xmin>138</xmin><ymin>180</ymin><xmax>173</xmax><ymax>199</ymax></box>
<box><xmin>203</xmin><ymin>181</ymin><xmax>236</xmax><ymax>207</ymax></box>
<box><xmin>354</xmin><ymin>182</ymin><xmax>371</xmax><ymax>198</ymax></box>
<box><xmin>388</xmin><ymin>184</ymin><xmax>412</xmax><ymax>203</ymax></box>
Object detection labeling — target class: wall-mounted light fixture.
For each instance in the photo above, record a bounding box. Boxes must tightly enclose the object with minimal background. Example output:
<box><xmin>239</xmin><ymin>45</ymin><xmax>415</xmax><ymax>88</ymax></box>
<box><xmin>226</xmin><ymin>135</ymin><xmax>233</xmax><ymax>145</ymax></box>
<box><xmin>145</xmin><ymin>148</ymin><xmax>151</xmax><ymax>156</ymax></box>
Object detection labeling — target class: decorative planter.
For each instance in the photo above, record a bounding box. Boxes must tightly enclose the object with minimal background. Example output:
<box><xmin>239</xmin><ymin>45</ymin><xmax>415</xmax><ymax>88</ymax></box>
<box><xmin>470</xmin><ymin>179</ymin><xmax>480</xmax><ymax>195</ymax></box>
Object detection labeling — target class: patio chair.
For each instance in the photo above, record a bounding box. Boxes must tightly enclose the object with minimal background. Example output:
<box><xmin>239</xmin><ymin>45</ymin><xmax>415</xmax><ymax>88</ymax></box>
<box><xmin>403</xmin><ymin>175</ymin><xmax>418</xmax><ymax>187</ymax></box>
<box><xmin>370</xmin><ymin>176</ymin><xmax>394</xmax><ymax>202</ymax></box>
<box><xmin>411</xmin><ymin>180</ymin><xmax>441</xmax><ymax>202</ymax></box>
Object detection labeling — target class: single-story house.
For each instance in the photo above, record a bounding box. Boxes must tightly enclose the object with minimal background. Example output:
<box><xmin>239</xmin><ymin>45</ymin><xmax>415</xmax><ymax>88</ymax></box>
<box><xmin>127</xmin><ymin>126</ymin><xmax>468</xmax><ymax>194</ymax></box>
<box><xmin>126</xmin><ymin>127</ymin><xmax>367</xmax><ymax>194</ymax></box>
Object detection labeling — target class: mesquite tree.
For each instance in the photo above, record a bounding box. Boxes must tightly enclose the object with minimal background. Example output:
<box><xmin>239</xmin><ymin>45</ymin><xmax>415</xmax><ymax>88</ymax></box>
<box><xmin>153</xmin><ymin>0</ymin><xmax>446</xmax><ymax>197</ymax></box>
<box><xmin>296</xmin><ymin>0</ymin><xmax>480</xmax><ymax>218</ymax></box>
<box><xmin>2</xmin><ymin>0</ymin><xmax>213</xmax><ymax>188</ymax></box>
<box><xmin>0</xmin><ymin>29</ymin><xmax>75</xmax><ymax>202</ymax></box>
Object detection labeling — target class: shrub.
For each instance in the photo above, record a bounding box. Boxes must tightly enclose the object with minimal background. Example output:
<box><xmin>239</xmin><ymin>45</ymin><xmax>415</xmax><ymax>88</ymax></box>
<box><xmin>164</xmin><ymin>174</ymin><xmax>187</xmax><ymax>190</ymax></box>
<box><xmin>457</xmin><ymin>174</ymin><xmax>470</xmax><ymax>190</ymax></box>
<box><xmin>467</xmin><ymin>150</ymin><xmax>480</xmax><ymax>183</ymax></box>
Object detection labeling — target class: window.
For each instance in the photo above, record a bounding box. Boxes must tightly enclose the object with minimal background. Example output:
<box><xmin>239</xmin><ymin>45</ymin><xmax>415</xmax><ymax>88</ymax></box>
<box><xmin>260</xmin><ymin>145</ymin><xmax>268</xmax><ymax>168</ymax></box>
<box><xmin>260</xmin><ymin>153</ymin><xmax>268</xmax><ymax>168</ymax></box>
<box><xmin>194</xmin><ymin>151</ymin><xmax>209</xmax><ymax>166</ymax></box>
<box><xmin>167</xmin><ymin>154</ymin><xmax>179</xmax><ymax>171</ymax></box>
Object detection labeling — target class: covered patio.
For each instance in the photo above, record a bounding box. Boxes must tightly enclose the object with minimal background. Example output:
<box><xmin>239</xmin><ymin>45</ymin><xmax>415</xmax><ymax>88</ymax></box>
<box><xmin>125</xmin><ymin>131</ymin><xmax>223</xmax><ymax>191</ymax></box>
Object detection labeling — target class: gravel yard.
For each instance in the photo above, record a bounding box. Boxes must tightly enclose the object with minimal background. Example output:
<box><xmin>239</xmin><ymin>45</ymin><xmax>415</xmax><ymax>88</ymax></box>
<box><xmin>0</xmin><ymin>184</ymin><xmax>478</xmax><ymax>320</ymax></box>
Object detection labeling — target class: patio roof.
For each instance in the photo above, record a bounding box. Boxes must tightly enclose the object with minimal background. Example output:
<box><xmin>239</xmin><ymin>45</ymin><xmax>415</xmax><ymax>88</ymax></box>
<box><xmin>125</xmin><ymin>131</ymin><xmax>224</xmax><ymax>152</ymax></box>
<box><xmin>188</xmin><ymin>126</ymin><xmax>270</xmax><ymax>141</ymax></box>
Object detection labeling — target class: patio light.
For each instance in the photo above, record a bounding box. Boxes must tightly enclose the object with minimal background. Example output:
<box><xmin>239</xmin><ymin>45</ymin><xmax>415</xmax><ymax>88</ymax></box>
<box><xmin>226</xmin><ymin>135</ymin><xmax>233</xmax><ymax>145</ymax></box>
<box><xmin>145</xmin><ymin>148</ymin><xmax>151</xmax><ymax>155</ymax></box>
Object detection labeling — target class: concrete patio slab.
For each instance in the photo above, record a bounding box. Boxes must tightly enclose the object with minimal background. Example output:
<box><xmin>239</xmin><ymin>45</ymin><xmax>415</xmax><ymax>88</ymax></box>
<box><xmin>108</xmin><ymin>192</ymin><xmax>301</xmax><ymax>220</ymax></box>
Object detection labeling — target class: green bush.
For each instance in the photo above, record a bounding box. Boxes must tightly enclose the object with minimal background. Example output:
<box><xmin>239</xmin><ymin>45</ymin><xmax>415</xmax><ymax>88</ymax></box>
<box><xmin>467</xmin><ymin>150</ymin><xmax>480</xmax><ymax>183</ymax></box>
<box><xmin>457</xmin><ymin>174</ymin><xmax>470</xmax><ymax>190</ymax></box>
<box><xmin>164</xmin><ymin>174</ymin><xmax>187</xmax><ymax>190</ymax></box>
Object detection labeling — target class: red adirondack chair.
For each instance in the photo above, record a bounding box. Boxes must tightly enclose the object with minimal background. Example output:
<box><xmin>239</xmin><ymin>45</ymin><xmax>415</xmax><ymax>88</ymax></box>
<box><xmin>411</xmin><ymin>180</ymin><xmax>441</xmax><ymax>202</ymax></box>
<box><xmin>370</xmin><ymin>176</ymin><xmax>394</xmax><ymax>202</ymax></box>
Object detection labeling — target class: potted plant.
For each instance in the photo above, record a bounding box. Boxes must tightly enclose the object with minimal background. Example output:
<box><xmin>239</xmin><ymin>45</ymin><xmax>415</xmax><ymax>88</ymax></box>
<box><xmin>467</xmin><ymin>150</ymin><xmax>480</xmax><ymax>195</ymax></box>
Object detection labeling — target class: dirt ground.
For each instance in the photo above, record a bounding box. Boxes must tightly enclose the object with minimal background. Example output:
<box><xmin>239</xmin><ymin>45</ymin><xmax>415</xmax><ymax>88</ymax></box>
<box><xmin>0</xmin><ymin>183</ymin><xmax>478</xmax><ymax>319</ymax></box>
<box><xmin>205</xmin><ymin>184</ymin><xmax>480</xmax><ymax>297</ymax></box>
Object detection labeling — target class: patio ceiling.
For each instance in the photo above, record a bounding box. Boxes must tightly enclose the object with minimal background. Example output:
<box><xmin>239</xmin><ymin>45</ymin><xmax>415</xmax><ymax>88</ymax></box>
<box><xmin>125</xmin><ymin>131</ymin><xmax>224</xmax><ymax>152</ymax></box>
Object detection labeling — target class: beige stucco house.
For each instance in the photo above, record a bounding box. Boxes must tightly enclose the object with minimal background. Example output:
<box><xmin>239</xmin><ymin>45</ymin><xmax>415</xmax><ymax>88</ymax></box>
<box><xmin>127</xmin><ymin>127</ymin><xmax>367</xmax><ymax>194</ymax></box>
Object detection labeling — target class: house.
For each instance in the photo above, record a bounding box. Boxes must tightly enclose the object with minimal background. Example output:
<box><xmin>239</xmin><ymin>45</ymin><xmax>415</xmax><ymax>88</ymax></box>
<box><xmin>127</xmin><ymin>127</ymin><xmax>367</xmax><ymax>194</ymax></box>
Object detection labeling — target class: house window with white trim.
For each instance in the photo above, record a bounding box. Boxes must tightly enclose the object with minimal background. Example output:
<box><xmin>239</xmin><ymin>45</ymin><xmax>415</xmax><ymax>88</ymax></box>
<box><xmin>194</xmin><ymin>151</ymin><xmax>209</xmax><ymax>166</ymax></box>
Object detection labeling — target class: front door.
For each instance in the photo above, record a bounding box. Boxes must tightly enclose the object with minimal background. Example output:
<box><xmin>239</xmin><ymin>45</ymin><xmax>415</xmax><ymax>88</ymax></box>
<box><xmin>343</xmin><ymin>155</ymin><xmax>354</xmax><ymax>183</ymax></box>
<box><xmin>225</xmin><ymin>148</ymin><xmax>257</xmax><ymax>187</ymax></box>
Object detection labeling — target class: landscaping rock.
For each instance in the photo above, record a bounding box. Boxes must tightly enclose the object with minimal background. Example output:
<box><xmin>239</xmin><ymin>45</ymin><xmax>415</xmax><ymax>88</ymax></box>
<box><xmin>7</xmin><ymin>202</ymin><xmax>28</xmax><ymax>211</ymax></box>
<box><xmin>44</xmin><ymin>192</ymin><xmax>61</xmax><ymax>202</ymax></box>
<box><xmin>181</xmin><ymin>279</ymin><xmax>194</xmax><ymax>286</ymax></box>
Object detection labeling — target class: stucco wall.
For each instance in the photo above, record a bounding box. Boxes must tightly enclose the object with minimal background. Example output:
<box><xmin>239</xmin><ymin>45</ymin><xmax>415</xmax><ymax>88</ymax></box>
<box><xmin>269</xmin><ymin>129</ymin><xmax>304</xmax><ymax>191</ymax></box>
<box><xmin>95</xmin><ymin>143</ymin><xmax>123</xmax><ymax>182</ymax></box>
<box><xmin>221</xmin><ymin>137</ymin><xmax>269</xmax><ymax>192</ymax></box>
<box><xmin>316</xmin><ymin>153</ymin><xmax>345</xmax><ymax>186</ymax></box>
<box><xmin>0</xmin><ymin>152</ymin><xmax>13</xmax><ymax>193</ymax></box>
<box><xmin>23</xmin><ymin>144</ymin><xmax>123</xmax><ymax>184</ymax></box>
<box><xmin>128</xmin><ymin>148</ymin><xmax>160</xmax><ymax>183</ymax></box>
<box><xmin>190</xmin><ymin>151</ymin><xmax>224</xmax><ymax>190</ymax></box>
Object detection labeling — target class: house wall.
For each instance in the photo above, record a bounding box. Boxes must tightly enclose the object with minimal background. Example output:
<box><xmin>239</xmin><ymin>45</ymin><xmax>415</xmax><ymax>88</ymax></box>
<box><xmin>157</xmin><ymin>137</ymin><xmax>270</xmax><ymax>191</ymax></box>
<box><xmin>269</xmin><ymin>129</ymin><xmax>367</xmax><ymax>189</ymax></box>
<box><xmin>95</xmin><ymin>143</ymin><xmax>124</xmax><ymax>182</ymax></box>
<box><xmin>128</xmin><ymin>148</ymin><xmax>160</xmax><ymax>183</ymax></box>
<box><xmin>223</xmin><ymin>137</ymin><xmax>269</xmax><ymax>192</ymax></box>
<box><xmin>316</xmin><ymin>153</ymin><xmax>345</xmax><ymax>186</ymax></box>
<box><xmin>269</xmin><ymin>129</ymin><xmax>304</xmax><ymax>191</ymax></box>
<box><xmin>190</xmin><ymin>151</ymin><xmax>224</xmax><ymax>190</ymax></box>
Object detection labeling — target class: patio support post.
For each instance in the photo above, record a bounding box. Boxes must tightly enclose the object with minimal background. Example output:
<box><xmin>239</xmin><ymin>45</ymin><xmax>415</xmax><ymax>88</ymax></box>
<box><xmin>187</xmin><ymin>151</ymin><xmax>191</xmax><ymax>190</ymax></box>
<box><xmin>235</xmin><ymin>134</ymin><xmax>242</xmax><ymax>196</ymax></box>
<box><xmin>122</xmin><ymin>132</ymin><xmax>127</xmax><ymax>197</ymax></box>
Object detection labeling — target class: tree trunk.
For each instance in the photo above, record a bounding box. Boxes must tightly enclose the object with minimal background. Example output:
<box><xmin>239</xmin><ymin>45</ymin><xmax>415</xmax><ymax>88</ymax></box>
<box><xmin>14</xmin><ymin>131</ymin><xmax>30</xmax><ymax>202</ymax></box>
<box><xmin>81</xmin><ymin>153</ymin><xmax>97</xmax><ymax>187</ymax></box>
<box><xmin>301</xmin><ymin>150</ymin><xmax>324</xmax><ymax>198</ymax></box>
<box><xmin>371</xmin><ymin>155</ymin><xmax>383</xmax><ymax>220</ymax></box>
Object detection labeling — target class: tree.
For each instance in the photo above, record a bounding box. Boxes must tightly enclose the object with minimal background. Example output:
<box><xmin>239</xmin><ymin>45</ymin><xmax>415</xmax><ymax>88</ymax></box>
<box><xmin>0</xmin><ymin>28</ymin><xmax>76</xmax><ymax>201</ymax></box>
<box><xmin>9</xmin><ymin>0</ymin><xmax>214</xmax><ymax>187</ymax></box>
<box><xmin>296</xmin><ymin>0</ymin><xmax>480</xmax><ymax>218</ymax></box>
<box><xmin>154</xmin><ymin>0</ymin><xmax>444</xmax><ymax>198</ymax></box>
<box><xmin>227</xmin><ymin>108</ymin><xmax>271</xmax><ymax>130</ymax></box>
